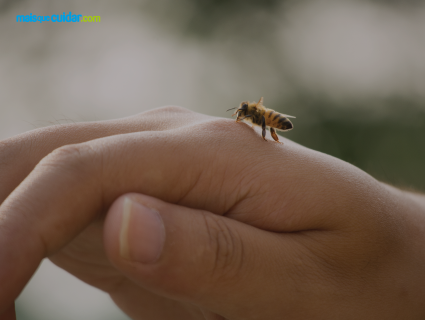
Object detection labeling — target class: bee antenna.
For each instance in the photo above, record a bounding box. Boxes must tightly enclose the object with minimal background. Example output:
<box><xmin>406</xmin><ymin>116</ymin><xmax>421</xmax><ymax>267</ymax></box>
<box><xmin>226</xmin><ymin>107</ymin><xmax>237</xmax><ymax>112</ymax></box>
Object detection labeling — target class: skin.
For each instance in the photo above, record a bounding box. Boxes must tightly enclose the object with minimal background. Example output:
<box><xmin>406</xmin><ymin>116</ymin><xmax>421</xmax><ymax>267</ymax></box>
<box><xmin>0</xmin><ymin>106</ymin><xmax>425</xmax><ymax>320</ymax></box>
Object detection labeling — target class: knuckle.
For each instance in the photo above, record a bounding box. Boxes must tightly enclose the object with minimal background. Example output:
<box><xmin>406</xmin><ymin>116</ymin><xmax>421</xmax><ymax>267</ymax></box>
<box><xmin>145</xmin><ymin>105</ymin><xmax>192</xmax><ymax>115</ymax></box>
<box><xmin>39</xmin><ymin>143</ymin><xmax>97</xmax><ymax>175</ymax></box>
<box><xmin>204</xmin><ymin>118</ymin><xmax>234</xmax><ymax>129</ymax></box>
<box><xmin>202</xmin><ymin>118</ymin><xmax>244</xmax><ymax>136</ymax></box>
<box><xmin>134</xmin><ymin>106</ymin><xmax>199</xmax><ymax>130</ymax></box>
<box><xmin>46</xmin><ymin>144</ymin><xmax>85</xmax><ymax>163</ymax></box>
<box><xmin>202</xmin><ymin>213</ymin><xmax>244</xmax><ymax>283</ymax></box>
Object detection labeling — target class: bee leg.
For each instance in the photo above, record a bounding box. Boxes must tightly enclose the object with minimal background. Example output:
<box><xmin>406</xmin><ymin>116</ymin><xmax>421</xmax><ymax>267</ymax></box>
<box><xmin>270</xmin><ymin>127</ymin><xmax>283</xmax><ymax>144</ymax></box>
<box><xmin>236</xmin><ymin>115</ymin><xmax>252</xmax><ymax>122</ymax></box>
<box><xmin>261</xmin><ymin>116</ymin><xmax>268</xmax><ymax>142</ymax></box>
<box><xmin>232</xmin><ymin>108</ymin><xmax>242</xmax><ymax>117</ymax></box>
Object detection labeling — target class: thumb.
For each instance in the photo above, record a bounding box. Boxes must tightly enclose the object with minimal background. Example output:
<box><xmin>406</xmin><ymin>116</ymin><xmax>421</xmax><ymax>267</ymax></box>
<box><xmin>103</xmin><ymin>193</ymin><xmax>300</xmax><ymax>319</ymax></box>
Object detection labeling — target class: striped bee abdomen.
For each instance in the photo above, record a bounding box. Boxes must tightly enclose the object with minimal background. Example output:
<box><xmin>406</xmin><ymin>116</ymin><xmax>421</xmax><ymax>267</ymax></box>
<box><xmin>277</xmin><ymin>118</ymin><xmax>293</xmax><ymax>130</ymax></box>
<box><xmin>265</xmin><ymin>111</ymin><xmax>293</xmax><ymax>131</ymax></box>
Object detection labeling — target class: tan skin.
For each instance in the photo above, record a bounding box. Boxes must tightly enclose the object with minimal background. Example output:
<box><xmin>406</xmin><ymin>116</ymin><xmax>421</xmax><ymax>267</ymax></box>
<box><xmin>0</xmin><ymin>106</ymin><xmax>425</xmax><ymax>320</ymax></box>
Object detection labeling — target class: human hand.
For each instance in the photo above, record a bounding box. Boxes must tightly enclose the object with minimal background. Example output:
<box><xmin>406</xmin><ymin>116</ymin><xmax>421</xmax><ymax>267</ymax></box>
<box><xmin>1</xmin><ymin>107</ymin><xmax>425</xmax><ymax>319</ymax></box>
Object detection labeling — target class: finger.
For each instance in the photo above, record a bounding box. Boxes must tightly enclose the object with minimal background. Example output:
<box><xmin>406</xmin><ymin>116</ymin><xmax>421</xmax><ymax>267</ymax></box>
<box><xmin>103</xmin><ymin>194</ymin><xmax>309</xmax><ymax>319</ymax></box>
<box><xmin>0</xmin><ymin>106</ymin><xmax>207</xmax><ymax>203</ymax></box>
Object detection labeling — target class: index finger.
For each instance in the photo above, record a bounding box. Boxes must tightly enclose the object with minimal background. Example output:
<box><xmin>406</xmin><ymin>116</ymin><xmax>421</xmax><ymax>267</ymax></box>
<box><xmin>0</xmin><ymin>107</ymin><xmax>207</xmax><ymax>204</ymax></box>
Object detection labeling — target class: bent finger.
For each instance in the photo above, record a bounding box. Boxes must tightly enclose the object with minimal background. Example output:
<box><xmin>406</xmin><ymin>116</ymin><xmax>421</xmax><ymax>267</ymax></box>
<box><xmin>0</xmin><ymin>106</ymin><xmax>207</xmax><ymax>204</ymax></box>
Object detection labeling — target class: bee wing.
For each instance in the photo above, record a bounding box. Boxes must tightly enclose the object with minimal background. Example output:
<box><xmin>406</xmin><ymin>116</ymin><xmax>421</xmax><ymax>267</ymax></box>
<box><xmin>257</xmin><ymin>97</ymin><xmax>264</xmax><ymax>107</ymax></box>
<box><xmin>281</xmin><ymin>114</ymin><xmax>296</xmax><ymax>118</ymax></box>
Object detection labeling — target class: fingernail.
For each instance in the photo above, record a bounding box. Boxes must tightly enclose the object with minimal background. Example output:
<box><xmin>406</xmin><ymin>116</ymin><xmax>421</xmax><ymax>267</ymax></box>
<box><xmin>119</xmin><ymin>197</ymin><xmax>165</xmax><ymax>263</ymax></box>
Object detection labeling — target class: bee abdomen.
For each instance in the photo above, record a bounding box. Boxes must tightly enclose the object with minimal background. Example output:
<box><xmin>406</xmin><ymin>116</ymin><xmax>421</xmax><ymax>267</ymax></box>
<box><xmin>277</xmin><ymin>118</ymin><xmax>293</xmax><ymax>130</ymax></box>
<box><xmin>265</xmin><ymin>112</ymin><xmax>292</xmax><ymax>130</ymax></box>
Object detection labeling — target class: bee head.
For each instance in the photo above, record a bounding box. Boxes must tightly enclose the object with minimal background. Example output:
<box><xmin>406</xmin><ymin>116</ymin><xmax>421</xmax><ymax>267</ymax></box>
<box><xmin>238</xmin><ymin>101</ymin><xmax>249</xmax><ymax>116</ymax></box>
<box><xmin>240</xmin><ymin>101</ymin><xmax>249</xmax><ymax>109</ymax></box>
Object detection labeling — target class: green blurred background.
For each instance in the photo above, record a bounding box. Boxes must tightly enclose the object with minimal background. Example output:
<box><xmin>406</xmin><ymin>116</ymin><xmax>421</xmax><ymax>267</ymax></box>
<box><xmin>1</xmin><ymin>0</ymin><xmax>424</xmax><ymax>319</ymax></box>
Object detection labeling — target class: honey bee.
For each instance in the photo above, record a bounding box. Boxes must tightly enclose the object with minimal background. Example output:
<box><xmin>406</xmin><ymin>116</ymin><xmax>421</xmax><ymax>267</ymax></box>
<box><xmin>227</xmin><ymin>97</ymin><xmax>295</xmax><ymax>143</ymax></box>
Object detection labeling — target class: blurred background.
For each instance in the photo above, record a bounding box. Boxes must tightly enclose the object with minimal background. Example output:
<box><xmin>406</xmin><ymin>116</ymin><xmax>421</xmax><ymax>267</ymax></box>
<box><xmin>1</xmin><ymin>0</ymin><xmax>424</xmax><ymax>319</ymax></box>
